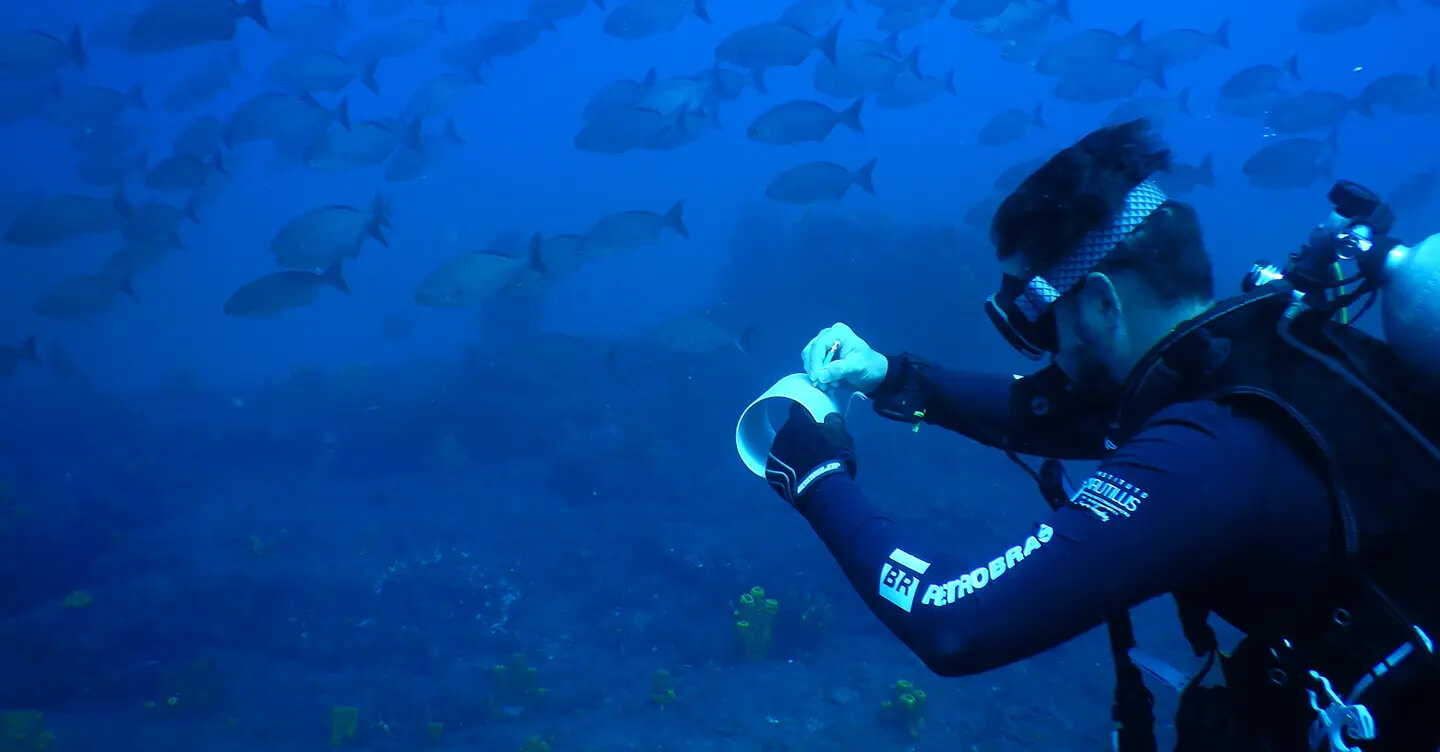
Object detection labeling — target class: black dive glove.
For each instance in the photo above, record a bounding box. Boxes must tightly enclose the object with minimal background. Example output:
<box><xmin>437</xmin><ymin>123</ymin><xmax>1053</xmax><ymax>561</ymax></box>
<box><xmin>765</xmin><ymin>402</ymin><xmax>857</xmax><ymax>510</ymax></box>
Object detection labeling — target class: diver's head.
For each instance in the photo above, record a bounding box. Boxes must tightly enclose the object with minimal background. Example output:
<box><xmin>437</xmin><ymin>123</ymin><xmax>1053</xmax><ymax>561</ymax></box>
<box><xmin>984</xmin><ymin>119</ymin><xmax>1214</xmax><ymax>395</ymax></box>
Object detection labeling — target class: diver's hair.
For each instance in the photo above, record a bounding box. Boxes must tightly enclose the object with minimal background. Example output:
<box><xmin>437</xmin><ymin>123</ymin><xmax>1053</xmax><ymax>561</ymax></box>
<box><xmin>991</xmin><ymin>118</ymin><xmax>1173</xmax><ymax>270</ymax></box>
<box><xmin>992</xmin><ymin>118</ymin><xmax>1213</xmax><ymax>305</ymax></box>
<box><xmin>1091</xmin><ymin>201</ymin><xmax>1214</xmax><ymax>304</ymax></box>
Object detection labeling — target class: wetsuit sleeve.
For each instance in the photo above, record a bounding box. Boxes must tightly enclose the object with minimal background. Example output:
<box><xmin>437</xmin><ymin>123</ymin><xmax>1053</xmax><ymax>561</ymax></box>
<box><xmin>867</xmin><ymin>354</ymin><xmax>1109</xmax><ymax>460</ymax></box>
<box><xmin>798</xmin><ymin>400</ymin><xmax>1322</xmax><ymax>676</ymax></box>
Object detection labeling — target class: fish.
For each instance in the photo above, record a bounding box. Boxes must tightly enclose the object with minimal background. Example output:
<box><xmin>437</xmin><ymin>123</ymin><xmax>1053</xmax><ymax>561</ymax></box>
<box><xmin>0</xmin><ymin>336</ymin><xmax>40</xmax><ymax>379</ymax></box>
<box><xmin>163</xmin><ymin>51</ymin><xmax>242</xmax><ymax>111</ymax></box>
<box><xmin>1297</xmin><ymin>0</ymin><xmax>1399</xmax><ymax>34</ymax></box>
<box><xmin>0</xmin><ymin>26</ymin><xmax>85</xmax><ymax>81</ymax></box>
<box><xmin>34</xmin><ymin>272</ymin><xmax>137</xmax><ymax>321</ymax></box>
<box><xmin>472</xmin><ymin>18</ymin><xmax>556</xmax><ymax>67</ymax></box>
<box><xmin>973</xmin><ymin>0</ymin><xmax>1071</xmax><ymax>44</ymax></box>
<box><xmin>225</xmin><ymin>260</ymin><xmax>349</xmax><ymax>318</ymax></box>
<box><xmin>1218</xmin><ymin>88</ymin><xmax>1292</xmax><ymax>119</ymax></box>
<box><xmin>1103</xmin><ymin>88</ymin><xmax>1191</xmax><ymax>126</ymax></box>
<box><xmin>1033</xmin><ymin>24</ymin><xmax>1143</xmax><ymax>78</ymax></box>
<box><xmin>1129</xmin><ymin>19</ymin><xmax>1229</xmax><ymax>69</ymax></box>
<box><xmin>1352</xmin><ymin>67</ymin><xmax>1438</xmax><ymax>117</ymax></box>
<box><xmin>964</xmin><ymin>193</ymin><xmax>1003</xmax><ymax>229</ymax></box>
<box><xmin>224</xmin><ymin>92</ymin><xmax>349</xmax><ymax>147</ymax></box>
<box><xmin>781</xmin><ymin>0</ymin><xmax>851</xmax><ymax>35</ymax></box>
<box><xmin>979</xmin><ymin>103</ymin><xmax>1044</xmax><ymax>146</ymax></box>
<box><xmin>122</xmin><ymin>200</ymin><xmax>188</xmax><ymax>246</ymax></box>
<box><xmin>348</xmin><ymin>15</ymin><xmax>446</xmax><ymax>63</ymax></box>
<box><xmin>305</xmin><ymin>119</ymin><xmax>403</xmax><ymax>170</ymax></box>
<box><xmin>582</xmin><ymin>200</ymin><xmax>688</xmax><ymax>255</ymax></box>
<box><xmin>574</xmin><ymin>105</ymin><xmax>686</xmax><ymax>154</ymax></box>
<box><xmin>765</xmin><ymin>159</ymin><xmax>877</xmax><ymax>204</ymax></box>
<box><xmin>715</xmin><ymin>21</ymin><xmax>839</xmax><ymax>71</ymax></box>
<box><xmin>268</xmin><ymin>47</ymin><xmax>379</xmax><ymax>94</ymax></box>
<box><xmin>747</xmin><ymin>98</ymin><xmax>863</xmax><ymax>145</ymax></box>
<box><xmin>145</xmin><ymin>153</ymin><xmax>227</xmax><ymax>193</ymax></box>
<box><xmin>0</xmin><ymin>83</ymin><xmax>50</xmax><ymax>123</ymax></box>
<box><xmin>878</xmin><ymin>1</ymin><xmax>944</xmax><ymax>32</ymax></box>
<box><xmin>1242</xmin><ymin>135</ymin><xmax>1337</xmax><ymax>190</ymax></box>
<box><xmin>5</xmin><ymin>194</ymin><xmax>127</xmax><ymax>248</ymax></box>
<box><xmin>405</xmin><ymin>73</ymin><xmax>481</xmax><ymax>118</ymax></box>
<box><xmin>533</xmin><ymin>232</ymin><xmax>586</xmax><ymax>278</ymax></box>
<box><xmin>271</xmin><ymin>194</ymin><xmax>389</xmax><ymax>270</ymax></box>
<box><xmin>529</xmin><ymin>0</ymin><xmax>604</xmax><ymax>24</ymax></box>
<box><xmin>104</xmin><ymin>241</ymin><xmax>175</xmax><ymax>278</ymax></box>
<box><xmin>414</xmin><ymin>246</ymin><xmax>545</xmax><ymax>308</ymax></box>
<box><xmin>603</xmin><ymin>0</ymin><xmax>709</xmax><ymax>40</ymax></box>
<box><xmin>1387</xmin><ymin>165</ymin><xmax>1438</xmax><ymax>215</ymax></box>
<box><xmin>649</xmin><ymin>314</ymin><xmax>754</xmax><ymax>356</ymax></box>
<box><xmin>813</xmin><ymin>36</ymin><xmax>915</xmax><ymax>97</ymax></box>
<box><xmin>1053</xmin><ymin>59</ymin><xmax>1162</xmax><ymax>104</ymax></box>
<box><xmin>1264</xmin><ymin>90</ymin><xmax>1350</xmax><ymax>134</ymax></box>
<box><xmin>876</xmin><ymin>68</ymin><xmax>956</xmax><ymax>109</ymax></box>
<box><xmin>993</xmin><ymin>156</ymin><xmax>1046</xmax><ymax>192</ymax></box>
<box><xmin>1220</xmin><ymin>55</ymin><xmax>1302</xmax><ymax>100</ymax></box>
<box><xmin>385</xmin><ymin>118</ymin><xmax>465</xmax><ymax>182</ymax></box>
<box><xmin>122</xmin><ymin>0</ymin><xmax>270</xmax><ymax>54</ymax></box>
<box><xmin>45</xmin><ymin>84</ymin><xmax>146</xmax><ymax>130</ymax></box>
<box><xmin>174</xmin><ymin>115</ymin><xmax>225</xmax><ymax>157</ymax></box>
<box><xmin>1153</xmin><ymin>154</ymin><xmax>1215</xmax><ymax>195</ymax></box>
<box><xmin>950</xmin><ymin>0</ymin><xmax>1013</xmax><ymax>21</ymax></box>
<box><xmin>582</xmin><ymin>68</ymin><xmax>656</xmax><ymax>121</ymax></box>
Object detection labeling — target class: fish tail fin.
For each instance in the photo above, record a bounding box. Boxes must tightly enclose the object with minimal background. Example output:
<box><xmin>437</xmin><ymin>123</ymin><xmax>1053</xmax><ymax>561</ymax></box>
<box><xmin>642</xmin><ymin>66</ymin><xmax>658</xmax><ymax>88</ymax></box>
<box><xmin>527</xmin><ymin>232</ymin><xmax>549</xmax><ymax>276</ymax></box>
<box><xmin>693</xmin><ymin>0</ymin><xmax>710</xmax><ymax>22</ymax></box>
<box><xmin>1199</xmin><ymin>154</ymin><xmax>1215</xmax><ymax>188</ymax></box>
<box><xmin>371</xmin><ymin>191</ymin><xmax>392</xmax><ymax>229</ymax></box>
<box><xmin>69</xmin><ymin>25</ymin><xmax>87</xmax><ymax>68</ymax></box>
<box><xmin>113</xmin><ymin>191</ymin><xmax>133</xmax><ymax>220</ymax></box>
<box><xmin>19</xmin><ymin>336</ymin><xmax>39</xmax><ymax>364</ymax></box>
<box><xmin>1052</xmin><ymin>0</ymin><xmax>1071</xmax><ymax>23</ymax></box>
<box><xmin>119</xmin><ymin>274</ymin><xmax>139</xmax><ymax>301</ymax></box>
<box><xmin>942</xmin><ymin>67</ymin><xmax>956</xmax><ymax>95</ymax></box>
<box><xmin>903</xmin><ymin>45</ymin><xmax>922</xmax><ymax>77</ymax></box>
<box><xmin>243</xmin><ymin>0</ymin><xmax>270</xmax><ymax>31</ymax></box>
<box><xmin>361</xmin><ymin>58</ymin><xmax>381</xmax><ymax>95</ymax></box>
<box><xmin>1145</xmin><ymin>59</ymin><xmax>1166</xmax><ymax>90</ymax></box>
<box><xmin>1212</xmin><ymin>18</ymin><xmax>1231</xmax><ymax>49</ymax></box>
<box><xmin>881</xmin><ymin>31</ymin><xmax>901</xmax><ymax>58</ymax></box>
<box><xmin>663</xmin><ymin>200</ymin><xmax>689</xmax><ymax>239</ymax></box>
<box><xmin>211</xmin><ymin>150</ymin><xmax>228</xmax><ymax>176</ymax></box>
<box><xmin>335</xmin><ymin>97</ymin><xmax>351</xmax><ymax>130</ymax></box>
<box><xmin>819</xmin><ymin>22</ymin><xmax>841</xmax><ymax>66</ymax></box>
<box><xmin>734</xmin><ymin>324</ymin><xmax>759</xmax><ymax>356</ymax></box>
<box><xmin>129</xmin><ymin>83</ymin><xmax>147</xmax><ymax>110</ymax></box>
<box><xmin>1122</xmin><ymin>19</ymin><xmax>1144</xmax><ymax>47</ymax></box>
<box><xmin>322</xmin><ymin>260</ymin><xmax>350</xmax><ymax>294</ymax></box>
<box><xmin>1285</xmin><ymin>53</ymin><xmax>1302</xmax><ymax>82</ymax></box>
<box><xmin>854</xmin><ymin>158</ymin><xmax>877</xmax><ymax>196</ymax></box>
<box><xmin>1177</xmin><ymin>86</ymin><xmax>1191</xmax><ymax>116</ymax></box>
<box><xmin>750</xmin><ymin>66</ymin><xmax>767</xmax><ymax>94</ymax></box>
<box><xmin>468</xmin><ymin>65</ymin><xmax>487</xmax><ymax>85</ymax></box>
<box><xmin>228</xmin><ymin>47</ymin><xmax>244</xmax><ymax>74</ymax></box>
<box><xmin>705</xmin><ymin>106</ymin><xmax>723</xmax><ymax>132</ymax></box>
<box><xmin>184</xmin><ymin>194</ymin><xmax>201</xmax><ymax>224</ymax></box>
<box><xmin>365</xmin><ymin>214</ymin><xmax>388</xmax><ymax>248</ymax></box>
<box><xmin>839</xmin><ymin>97</ymin><xmax>864</xmax><ymax>134</ymax></box>
<box><xmin>405</xmin><ymin>118</ymin><xmax>424</xmax><ymax>151</ymax></box>
<box><xmin>1032</xmin><ymin>101</ymin><xmax>1046</xmax><ymax>128</ymax></box>
<box><xmin>444</xmin><ymin>117</ymin><xmax>465</xmax><ymax>146</ymax></box>
<box><xmin>436</xmin><ymin>11</ymin><xmax>449</xmax><ymax>36</ymax></box>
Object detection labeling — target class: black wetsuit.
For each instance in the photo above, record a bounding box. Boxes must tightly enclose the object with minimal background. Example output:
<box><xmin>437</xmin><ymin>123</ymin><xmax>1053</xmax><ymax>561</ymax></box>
<box><xmin>800</xmin><ymin>364</ymin><xmax>1338</xmax><ymax>677</ymax></box>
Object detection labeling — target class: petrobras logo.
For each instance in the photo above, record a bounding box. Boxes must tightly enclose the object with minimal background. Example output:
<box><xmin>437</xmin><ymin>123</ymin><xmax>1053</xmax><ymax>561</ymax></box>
<box><xmin>1069</xmin><ymin>471</ymin><xmax>1147</xmax><ymax>523</ymax></box>
<box><xmin>920</xmin><ymin>524</ymin><xmax>1053</xmax><ymax>608</ymax></box>
<box><xmin>877</xmin><ymin>548</ymin><xmax>931</xmax><ymax>613</ymax></box>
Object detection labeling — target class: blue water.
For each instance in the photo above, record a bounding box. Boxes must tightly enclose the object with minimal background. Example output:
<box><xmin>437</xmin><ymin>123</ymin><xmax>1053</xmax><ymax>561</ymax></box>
<box><xmin>0</xmin><ymin>0</ymin><xmax>1435</xmax><ymax>749</ymax></box>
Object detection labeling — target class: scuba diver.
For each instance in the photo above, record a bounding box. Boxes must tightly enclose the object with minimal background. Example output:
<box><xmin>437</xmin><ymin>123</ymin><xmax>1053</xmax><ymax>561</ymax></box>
<box><xmin>759</xmin><ymin>119</ymin><xmax>1440</xmax><ymax>751</ymax></box>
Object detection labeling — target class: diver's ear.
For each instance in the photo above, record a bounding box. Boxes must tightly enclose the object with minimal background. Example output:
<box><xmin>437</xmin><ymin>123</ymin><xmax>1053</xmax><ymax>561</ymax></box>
<box><xmin>1078</xmin><ymin>272</ymin><xmax>1122</xmax><ymax>331</ymax></box>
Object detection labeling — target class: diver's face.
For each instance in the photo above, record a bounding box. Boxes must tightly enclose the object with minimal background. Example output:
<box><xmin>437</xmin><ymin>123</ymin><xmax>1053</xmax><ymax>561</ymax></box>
<box><xmin>1052</xmin><ymin>275</ymin><xmax>1127</xmax><ymax>399</ymax></box>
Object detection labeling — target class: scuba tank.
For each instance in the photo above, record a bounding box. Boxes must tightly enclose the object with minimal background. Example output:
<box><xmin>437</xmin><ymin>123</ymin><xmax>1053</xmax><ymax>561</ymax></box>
<box><xmin>1242</xmin><ymin>180</ymin><xmax>1440</xmax><ymax>383</ymax></box>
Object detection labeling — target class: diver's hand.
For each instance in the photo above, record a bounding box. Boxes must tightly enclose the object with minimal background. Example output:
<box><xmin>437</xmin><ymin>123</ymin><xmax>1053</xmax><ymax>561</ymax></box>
<box><xmin>802</xmin><ymin>322</ymin><xmax>888</xmax><ymax>393</ymax></box>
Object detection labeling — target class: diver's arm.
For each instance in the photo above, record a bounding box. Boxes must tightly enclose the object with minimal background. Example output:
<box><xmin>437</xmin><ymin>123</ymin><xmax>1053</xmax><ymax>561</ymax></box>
<box><xmin>867</xmin><ymin>354</ymin><xmax>1109</xmax><ymax>460</ymax></box>
<box><xmin>797</xmin><ymin>400</ymin><xmax>1329</xmax><ymax>676</ymax></box>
